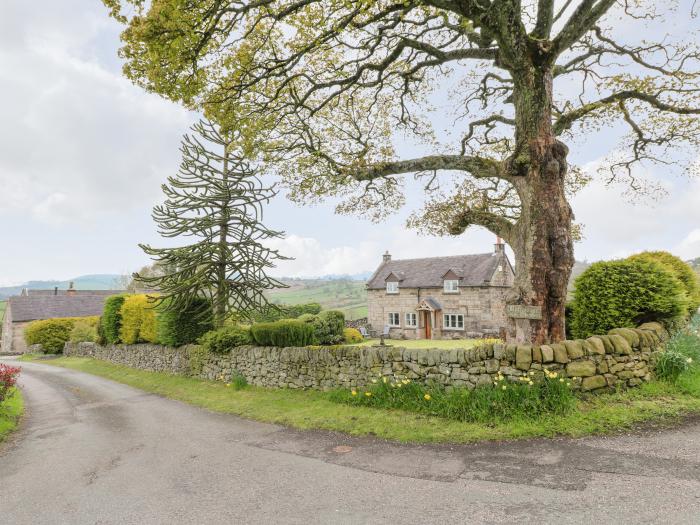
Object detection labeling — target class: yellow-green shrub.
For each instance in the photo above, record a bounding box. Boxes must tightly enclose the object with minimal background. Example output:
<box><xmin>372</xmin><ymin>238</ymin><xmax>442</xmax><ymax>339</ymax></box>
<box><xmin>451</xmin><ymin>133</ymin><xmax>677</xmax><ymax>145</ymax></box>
<box><xmin>119</xmin><ymin>294</ymin><xmax>160</xmax><ymax>344</ymax></box>
<box><xmin>24</xmin><ymin>317</ymin><xmax>99</xmax><ymax>353</ymax></box>
<box><xmin>343</xmin><ymin>327</ymin><xmax>362</xmax><ymax>344</ymax></box>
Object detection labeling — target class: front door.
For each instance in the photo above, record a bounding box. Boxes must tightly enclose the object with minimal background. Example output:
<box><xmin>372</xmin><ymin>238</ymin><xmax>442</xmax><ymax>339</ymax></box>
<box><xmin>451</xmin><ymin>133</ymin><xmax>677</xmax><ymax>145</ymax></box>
<box><xmin>423</xmin><ymin>311</ymin><xmax>431</xmax><ymax>339</ymax></box>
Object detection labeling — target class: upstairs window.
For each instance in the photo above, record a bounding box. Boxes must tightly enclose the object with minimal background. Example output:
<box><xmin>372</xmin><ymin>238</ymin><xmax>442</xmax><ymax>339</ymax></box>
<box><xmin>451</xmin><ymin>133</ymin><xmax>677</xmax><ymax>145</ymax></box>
<box><xmin>388</xmin><ymin>312</ymin><xmax>400</xmax><ymax>326</ymax></box>
<box><xmin>386</xmin><ymin>281</ymin><xmax>399</xmax><ymax>294</ymax></box>
<box><xmin>405</xmin><ymin>313</ymin><xmax>417</xmax><ymax>327</ymax></box>
<box><xmin>443</xmin><ymin>279</ymin><xmax>459</xmax><ymax>293</ymax></box>
<box><xmin>443</xmin><ymin>313</ymin><xmax>464</xmax><ymax>330</ymax></box>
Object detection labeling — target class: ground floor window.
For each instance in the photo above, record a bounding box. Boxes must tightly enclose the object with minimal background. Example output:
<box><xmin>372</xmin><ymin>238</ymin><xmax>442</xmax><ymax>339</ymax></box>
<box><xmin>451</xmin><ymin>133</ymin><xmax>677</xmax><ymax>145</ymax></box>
<box><xmin>443</xmin><ymin>313</ymin><xmax>464</xmax><ymax>330</ymax></box>
<box><xmin>405</xmin><ymin>313</ymin><xmax>417</xmax><ymax>327</ymax></box>
<box><xmin>388</xmin><ymin>312</ymin><xmax>400</xmax><ymax>326</ymax></box>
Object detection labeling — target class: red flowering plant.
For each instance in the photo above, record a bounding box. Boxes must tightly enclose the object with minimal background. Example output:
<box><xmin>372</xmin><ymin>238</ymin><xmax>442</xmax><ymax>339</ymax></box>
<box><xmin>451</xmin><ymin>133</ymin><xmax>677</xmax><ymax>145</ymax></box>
<box><xmin>0</xmin><ymin>364</ymin><xmax>21</xmax><ymax>404</ymax></box>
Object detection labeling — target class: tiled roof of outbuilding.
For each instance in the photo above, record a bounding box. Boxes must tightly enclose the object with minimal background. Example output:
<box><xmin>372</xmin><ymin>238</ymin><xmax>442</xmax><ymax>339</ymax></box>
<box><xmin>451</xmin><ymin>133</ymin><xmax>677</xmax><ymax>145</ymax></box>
<box><xmin>366</xmin><ymin>253</ymin><xmax>502</xmax><ymax>289</ymax></box>
<box><xmin>7</xmin><ymin>292</ymin><xmax>123</xmax><ymax>322</ymax></box>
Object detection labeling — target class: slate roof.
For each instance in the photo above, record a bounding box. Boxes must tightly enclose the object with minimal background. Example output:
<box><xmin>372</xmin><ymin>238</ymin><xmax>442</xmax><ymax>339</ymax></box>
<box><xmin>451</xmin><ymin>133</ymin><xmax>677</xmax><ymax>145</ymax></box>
<box><xmin>366</xmin><ymin>253</ymin><xmax>502</xmax><ymax>289</ymax></box>
<box><xmin>7</xmin><ymin>292</ymin><xmax>123</xmax><ymax>322</ymax></box>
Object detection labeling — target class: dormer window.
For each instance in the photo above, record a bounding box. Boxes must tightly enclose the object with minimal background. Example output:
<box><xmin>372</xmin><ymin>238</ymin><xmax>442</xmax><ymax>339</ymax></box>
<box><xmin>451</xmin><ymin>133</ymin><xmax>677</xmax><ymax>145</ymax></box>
<box><xmin>386</xmin><ymin>281</ymin><xmax>399</xmax><ymax>294</ymax></box>
<box><xmin>444</xmin><ymin>279</ymin><xmax>459</xmax><ymax>293</ymax></box>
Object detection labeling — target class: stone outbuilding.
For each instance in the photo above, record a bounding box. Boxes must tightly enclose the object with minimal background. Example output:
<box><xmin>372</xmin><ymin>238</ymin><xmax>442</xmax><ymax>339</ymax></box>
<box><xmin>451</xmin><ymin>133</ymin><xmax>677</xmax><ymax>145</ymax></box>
<box><xmin>366</xmin><ymin>241</ymin><xmax>514</xmax><ymax>339</ymax></box>
<box><xmin>0</xmin><ymin>285</ymin><xmax>122</xmax><ymax>354</ymax></box>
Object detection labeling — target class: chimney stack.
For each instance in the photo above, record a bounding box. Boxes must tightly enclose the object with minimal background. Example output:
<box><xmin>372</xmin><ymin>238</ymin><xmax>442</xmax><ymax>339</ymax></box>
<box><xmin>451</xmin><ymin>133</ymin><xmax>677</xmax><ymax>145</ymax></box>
<box><xmin>383</xmin><ymin>251</ymin><xmax>392</xmax><ymax>263</ymax></box>
<box><xmin>67</xmin><ymin>281</ymin><xmax>76</xmax><ymax>296</ymax></box>
<box><xmin>494</xmin><ymin>236</ymin><xmax>505</xmax><ymax>254</ymax></box>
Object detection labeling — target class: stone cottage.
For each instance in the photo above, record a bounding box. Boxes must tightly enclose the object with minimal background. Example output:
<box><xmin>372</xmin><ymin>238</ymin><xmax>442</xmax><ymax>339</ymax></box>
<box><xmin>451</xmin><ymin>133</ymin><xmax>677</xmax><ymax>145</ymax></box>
<box><xmin>366</xmin><ymin>241</ymin><xmax>514</xmax><ymax>339</ymax></box>
<box><xmin>0</xmin><ymin>285</ymin><xmax>122</xmax><ymax>354</ymax></box>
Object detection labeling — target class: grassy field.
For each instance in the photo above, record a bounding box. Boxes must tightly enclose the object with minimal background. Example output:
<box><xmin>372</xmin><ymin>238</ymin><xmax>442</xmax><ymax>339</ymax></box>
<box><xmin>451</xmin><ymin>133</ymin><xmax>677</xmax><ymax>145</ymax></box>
<box><xmin>268</xmin><ymin>279</ymin><xmax>367</xmax><ymax>320</ymax></box>
<box><xmin>0</xmin><ymin>389</ymin><xmax>23</xmax><ymax>443</ymax></box>
<box><xmin>27</xmin><ymin>356</ymin><xmax>700</xmax><ymax>443</ymax></box>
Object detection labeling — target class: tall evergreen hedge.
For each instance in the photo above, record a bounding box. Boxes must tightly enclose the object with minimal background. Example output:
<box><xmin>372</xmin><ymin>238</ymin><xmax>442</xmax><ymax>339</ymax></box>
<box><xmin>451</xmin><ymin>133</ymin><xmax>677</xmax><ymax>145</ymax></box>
<box><xmin>157</xmin><ymin>296</ymin><xmax>214</xmax><ymax>347</ymax></box>
<box><xmin>311</xmin><ymin>310</ymin><xmax>345</xmax><ymax>345</ymax></box>
<box><xmin>250</xmin><ymin>319</ymin><xmax>315</xmax><ymax>347</ymax></box>
<box><xmin>119</xmin><ymin>294</ymin><xmax>159</xmax><ymax>344</ymax></box>
<box><xmin>570</xmin><ymin>259</ymin><xmax>688</xmax><ymax>338</ymax></box>
<box><xmin>627</xmin><ymin>251</ymin><xmax>700</xmax><ymax>314</ymax></box>
<box><xmin>101</xmin><ymin>294</ymin><xmax>128</xmax><ymax>344</ymax></box>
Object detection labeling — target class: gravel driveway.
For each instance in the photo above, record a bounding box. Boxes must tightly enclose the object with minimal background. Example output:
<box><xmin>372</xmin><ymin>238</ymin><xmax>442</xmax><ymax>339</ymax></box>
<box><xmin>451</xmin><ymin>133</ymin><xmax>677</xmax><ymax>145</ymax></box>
<box><xmin>1</xmin><ymin>358</ymin><xmax>699</xmax><ymax>524</ymax></box>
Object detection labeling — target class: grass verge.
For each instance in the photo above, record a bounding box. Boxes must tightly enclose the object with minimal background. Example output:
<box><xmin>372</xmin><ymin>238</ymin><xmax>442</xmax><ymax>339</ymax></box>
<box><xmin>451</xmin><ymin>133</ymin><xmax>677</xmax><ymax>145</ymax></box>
<box><xmin>0</xmin><ymin>389</ymin><xmax>24</xmax><ymax>443</ymax></box>
<box><xmin>26</xmin><ymin>355</ymin><xmax>700</xmax><ymax>443</ymax></box>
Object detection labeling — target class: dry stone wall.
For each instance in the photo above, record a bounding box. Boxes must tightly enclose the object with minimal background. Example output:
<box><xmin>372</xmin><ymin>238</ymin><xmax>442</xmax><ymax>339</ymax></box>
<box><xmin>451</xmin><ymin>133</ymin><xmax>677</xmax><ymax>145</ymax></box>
<box><xmin>64</xmin><ymin>322</ymin><xmax>668</xmax><ymax>393</ymax></box>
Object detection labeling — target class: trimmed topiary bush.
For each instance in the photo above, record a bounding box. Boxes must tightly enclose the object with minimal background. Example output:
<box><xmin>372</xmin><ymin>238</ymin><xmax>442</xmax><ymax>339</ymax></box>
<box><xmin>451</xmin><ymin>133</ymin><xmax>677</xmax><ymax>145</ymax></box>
<box><xmin>157</xmin><ymin>296</ymin><xmax>214</xmax><ymax>347</ymax></box>
<box><xmin>199</xmin><ymin>325</ymin><xmax>252</xmax><ymax>353</ymax></box>
<box><xmin>102</xmin><ymin>294</ymin><xmax>128</xmax><ymax>344</ymax></box>
<box><xmin>570</xmin><ymin>259</ymin><xmax>688</xmax><ymax>338</ymax></box>
<box><xmin>25</xmin><ymin>317</ymin><xmax>99</xmax><ymax>353</ymax></box>
<box><xmin>627</xmin><ymin>251</ymin><xmax>700</xmax><ymax>315</ymax></box>
<box><xmin>343</xmin><ymin>327</ymin><xmax>362</xmax><ymax>344</ymax></box>
<box><xmin>250</xmin><ymin>319</ymin><xmax>315</xmax><ymax>347</ymax></box>
<box><xmin>311</xmin><ymin>310</ymin><xmax>345</xmax><ymax>345</ymax></box>
<box><xmin>119</xmin><ymin>294</ymin><xmax>159</xmax><ymax>344</ymax></box>
<box><xmin>250</xmin><ymin>302</ymin><xmax>322</xmax><ymax>322</ymax></box>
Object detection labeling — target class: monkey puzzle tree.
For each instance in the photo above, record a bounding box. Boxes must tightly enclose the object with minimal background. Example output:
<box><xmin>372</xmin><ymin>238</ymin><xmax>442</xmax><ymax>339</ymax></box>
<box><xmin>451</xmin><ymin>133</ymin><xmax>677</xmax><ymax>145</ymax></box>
<box><xmin>106</xmin><ymin>0</ymin><xmax>700</xmax><ymax>343</ymax></box>
<box><xmin>137</xmin><ymin>120</ymin><xmax>288</xmax><ymax>328</ymax></box>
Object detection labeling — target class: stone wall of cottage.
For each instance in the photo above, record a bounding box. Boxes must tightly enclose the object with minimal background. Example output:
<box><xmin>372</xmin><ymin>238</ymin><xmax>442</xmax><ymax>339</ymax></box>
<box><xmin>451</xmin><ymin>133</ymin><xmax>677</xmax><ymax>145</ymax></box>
<box><xmin>64</xmin><ymin>322</ymin><xmax>667</xmax><ymax>393</ymax></box>
<box><xmin>367</xmin><ymin>286</ymin><xmax>509</xmax><ymax>339</ymax></box>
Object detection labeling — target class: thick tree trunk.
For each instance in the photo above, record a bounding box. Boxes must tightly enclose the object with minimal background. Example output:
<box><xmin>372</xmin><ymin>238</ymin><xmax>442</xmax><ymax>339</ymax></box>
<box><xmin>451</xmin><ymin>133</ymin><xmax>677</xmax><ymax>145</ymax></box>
<box><xmin>505</xmin><ymin>63</ymin><xmax>575</xmax><ymax>344</ymax></box>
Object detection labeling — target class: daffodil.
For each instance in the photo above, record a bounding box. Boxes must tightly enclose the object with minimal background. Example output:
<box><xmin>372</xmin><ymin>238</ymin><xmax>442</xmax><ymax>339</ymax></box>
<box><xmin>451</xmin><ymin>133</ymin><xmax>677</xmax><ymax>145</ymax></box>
<box><xmin>371</xmin><ymin>379</ymin><xmax>377</xmax><ymax>384</ymax></box>
<box><xmin>687</xmin><ymin>357</ymin><xmax>693</xmax><ymax>364</ymax></box>
<box><xmin>382</xmin><ymin>377</ymin><xmax>387</xmax><ymax>383</ymax></box>
<box><xmin>501</xmin><ymin>385</ymin><xmax>507</xmax><ymax>391</ymax></box>
<box><xmin>351</xmin><ymin>390</ymin><xmax>357</xmax><ymax>396</ymax></box>
<box><xmin>365</xmin><ymin>392</ymin><xmax>372</xmax><ymax>397</ymax></box>
<box><xmin>566</xmin><ymin>382</ymin><xmax>571</xmax><ymax>387</ymax></box>
<box><xmin>559</xmin><ymin>378</ymin><xmax>564</xmax><ymax>382</ymax></box>
<box><xmin>424</xmin><ymin>394</ymin><xmax>431</xmax><ymax>401</ymax></box>
<box><xmin>225</xmin><ymin>383</ymin><xmax>231</xmax><ymax>388</ymax></box>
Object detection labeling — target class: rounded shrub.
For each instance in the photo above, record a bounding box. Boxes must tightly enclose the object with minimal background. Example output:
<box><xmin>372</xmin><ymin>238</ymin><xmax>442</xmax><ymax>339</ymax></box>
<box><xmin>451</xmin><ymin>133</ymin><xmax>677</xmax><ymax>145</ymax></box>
<box><xmin>343</xmin><ymin>327</ymin><xmax>362</xmax><ymax>344</ymax></box>
<box><xmin>157</xmin><ymin>296</ymin><xmax>214</xmax><ymax>347</ymax></box>
<box><xmin>199</xmin><ymin>325</ymin><xmax>252</xmax><ymax>353</ymax></box>
<box><xmin>570</xmin><ymin>259</ymin><xmax>688</xmax><ymax>338</ymax></box>
<box><xmin>250</xmin><ymin>319</ymin><xmax>315</xmax><ymax>347</ymax></box>
<box><xmin>311</xmin><ymin>310</ymin><xmax>346</xmax><ymax>345</ymax></box>
<box><xmin>102</xmin><ymin>294</ymin><xmax>129</xmax><ymax>344</ymax></box>
<box><xmin>119</xmin><ymin>294</ymin><xmax>159</xmax><ymax>344</ymax></box>
<box><xmin>627</xmin><ymin>251</ymin><xmax>700</xmax><ymax>315</ymax></box>
<box><xmin>69</xmin><ymin>319</ymin><xmax>98</xmax><ymax>343</ymax></box>
<box><xmin>25</xmin><ymin>317</ymin><xmax>98</xmax><ymax>353</ymax></box>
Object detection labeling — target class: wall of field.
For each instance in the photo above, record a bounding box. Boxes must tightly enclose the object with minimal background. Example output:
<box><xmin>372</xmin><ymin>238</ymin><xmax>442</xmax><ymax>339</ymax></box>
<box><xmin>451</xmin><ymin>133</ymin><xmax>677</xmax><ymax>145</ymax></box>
<box><xmin>64</xmin><ymin>322</ymin><xmax>668</xmax><ymax>393</ymax></box>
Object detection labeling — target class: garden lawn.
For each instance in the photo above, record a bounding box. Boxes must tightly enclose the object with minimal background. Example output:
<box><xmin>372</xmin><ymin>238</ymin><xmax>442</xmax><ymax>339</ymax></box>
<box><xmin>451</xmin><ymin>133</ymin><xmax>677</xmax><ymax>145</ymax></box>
<box><xmin>0</xmin><ymin>389</ymin><xmax>24</xmax><ymax>443</ymax></box>
<box><xmin>350</xmin><ymin>338</ymin><xmax>485</xmax><ymax>349</ymax></box>
<box><xmin>27</xmin><ymin>356</ymin><xmax>700</xmax><ymax>444</ymax></box>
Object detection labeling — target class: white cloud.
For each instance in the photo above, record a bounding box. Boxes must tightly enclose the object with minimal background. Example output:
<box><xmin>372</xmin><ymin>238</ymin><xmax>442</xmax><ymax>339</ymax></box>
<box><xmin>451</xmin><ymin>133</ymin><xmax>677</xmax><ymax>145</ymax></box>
<box><xmin>676</xmin><ymin>229</ymin><xmax>700</xmax><ymax>260</ymax></box>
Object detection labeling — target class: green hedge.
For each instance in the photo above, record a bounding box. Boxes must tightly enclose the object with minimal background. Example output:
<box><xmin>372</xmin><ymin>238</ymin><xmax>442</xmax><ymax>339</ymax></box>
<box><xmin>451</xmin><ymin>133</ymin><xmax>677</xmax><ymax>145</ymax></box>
<box><xmin>250</xmin><ymin>319</ymin><xmax>315</xmax><ymax>347</ymax></box>
<box><xmin>627</xmin><ymin>251</ymin><xmax>700</xmax><ymax>314</ymax></box>
<box><xmin>199</xmin><ymin>325</ymin><xmax>252</xmax><ymax>353</ymax></box>
<box><xmin>570</xmin><ymin>258</ymin><xmax>688</xmax><ymax>338</ymax></box>
<box><xmin>251</xmin><ymin>302</ymin><xmax>322</xmax><ymax>322</ymax></box>
<box><xmin>25</xmin><ymin>317</ymin><xmax>99</xmax><ymax>353</ymax></box>
<box><xmin>102</xmin><ymin>294</ymin><xmax>128</xmax><ymax>344</ymax></box>
<box><xmin>157</xmin><ymin>296</ymin><xmax>214</xmax><ymax>347</ymax></box>
<box><xmin>311</xmin><ymin>310</ymin><xmax>345</xmax><ymax>344</ymax></box>
<box><xmin>119</xmin><ymin>294</ymin><xmax>159</xmax><ymax>344</ymax></box>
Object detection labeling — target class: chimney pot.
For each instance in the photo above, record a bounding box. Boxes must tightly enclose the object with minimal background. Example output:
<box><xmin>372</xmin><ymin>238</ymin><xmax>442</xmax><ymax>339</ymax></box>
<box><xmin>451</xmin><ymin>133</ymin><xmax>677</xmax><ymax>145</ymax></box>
<box><xmin>494</xmin><ymin>236</ymin><xmax>505</xmax><ymax>254</ymax></box>
<box><xmin>67</xmin><ymin>281</ymin><xmax>76</xmax><ymax>296</ymax></box>
<box><xmin>383</xmin><ymin>251</ymin><xmax>391</xmax><ymax>263</ymax></box>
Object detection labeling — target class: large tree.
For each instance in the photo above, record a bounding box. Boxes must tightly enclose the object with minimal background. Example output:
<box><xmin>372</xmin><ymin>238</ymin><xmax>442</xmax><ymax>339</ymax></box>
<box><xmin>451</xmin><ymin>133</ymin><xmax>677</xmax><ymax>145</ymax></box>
<box><xmin>137</xmin><ymin>120</ymin><xmax>288</xmax><ymax>327</ymax></box>
<box><xmin>105</xmin><ymin>0</ymin><xmax>700</xmax><ymax>343</ymax></box>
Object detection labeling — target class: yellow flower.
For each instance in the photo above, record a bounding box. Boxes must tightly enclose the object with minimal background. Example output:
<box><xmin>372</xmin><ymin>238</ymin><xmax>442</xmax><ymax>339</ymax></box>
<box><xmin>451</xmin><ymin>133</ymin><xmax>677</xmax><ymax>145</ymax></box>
<box><xmin>424</xmin><ymin>394</ymin><xmax>431</xmax><ymax>401</ymax></box>
<box><xmin>402</xmin><ymin>379</ymin><xmax>410</xmax><ymax>384</ymax></box>
<box><xmin>501</xmin><ymin>385</ymin><xmax>507</xmax><ymax>390</ymax></box>
<box><xmin>365</xmin><ymin>392</ymin><xmax>372</xmax><ymax>397</ymax></box>
<box><xmin>382</xmin><ymin>377</ymin><xmax>387</xmax><ymax>383</ymax></box>
<box><xmin>559</xmin><ymin>378</ymin><xmax>564</xmax><ymax>382</ymax></box>
<box><xmin>351</xmin><ymin>390</ymin><xmax>357</xmax><ymax>396</ymax></box>
<box><xmin>371</xmin><ymin>379</ymin><xmax>377</xmax><ymax>384</ymax></box>
<box><xmin>687</xmin><ymin>357</ymin><xmax>693</xmax><ymax>364</ymax></box>
<box><xmin>225</xmin><ymin>383</ymin><xmax>231</xmax><ymax>388</ymax></box>
<box><xmin>566</xmin><ymin>382</ymin><xmax>571</xmax><ymax>387</ymax></box>
<box><xmin>397</xmin><ymin>383</ymin><xmax>402</xmax><ymax>388</ymax></box>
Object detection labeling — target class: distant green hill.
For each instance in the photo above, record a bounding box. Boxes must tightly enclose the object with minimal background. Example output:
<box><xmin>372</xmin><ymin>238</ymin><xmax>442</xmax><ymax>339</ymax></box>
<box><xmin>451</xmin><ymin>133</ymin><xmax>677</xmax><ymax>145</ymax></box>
<box><xmin>0</xmin><ymin>274</ymin><xmax>125</xmax><ymax>300</ymax></box>
<box><xmin>267</xmin><ymin>279</ymin><xmax>368</xmax><ymax>320</ymax></box>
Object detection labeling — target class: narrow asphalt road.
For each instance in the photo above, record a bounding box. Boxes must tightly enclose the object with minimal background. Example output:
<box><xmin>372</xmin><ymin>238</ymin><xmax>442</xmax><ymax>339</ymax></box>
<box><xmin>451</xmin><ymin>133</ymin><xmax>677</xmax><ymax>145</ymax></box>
<box><xmin>1</xmin><ymin>359</ymin><xmax>700</xmax><ymax>524</ymax></box>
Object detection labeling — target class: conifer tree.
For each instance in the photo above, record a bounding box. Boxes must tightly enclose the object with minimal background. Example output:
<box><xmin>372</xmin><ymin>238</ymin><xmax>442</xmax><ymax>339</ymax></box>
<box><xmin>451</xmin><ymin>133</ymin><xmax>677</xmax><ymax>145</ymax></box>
<box><xmin>137</xmin><ymin>120</ymin><xmax>288</xmax><ymax>327</ymax></box>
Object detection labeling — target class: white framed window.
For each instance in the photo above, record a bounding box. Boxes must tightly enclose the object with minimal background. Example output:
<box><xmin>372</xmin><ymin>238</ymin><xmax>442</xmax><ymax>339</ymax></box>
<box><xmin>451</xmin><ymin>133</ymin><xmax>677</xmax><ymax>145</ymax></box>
<box><xmin>405</xmin><ymin>313</ymin><xmax>417</xmax><ymax>327</ymax></box>
<box><xmin>444</xmin><ymin>279</ymin><xmax>459</xmax><ymax>293</ymax></box>
<box><xmin>497</xmin><ymin>265</ymin><xmax>503</xmax><ymax>272</ymax></box>
<box><xmin>388</xmin><ymin>312</ymin><xmax>400</xmax><ymax>326</ymax></box>
<box><xmin>443</xmin><ymin>313</ymin><xmax>464</xmax><ymax>330</ymax></box>
<box><xmin>386</xmin><ymin>281</ymin><xmax>399</xmax><ymax>294</ymax></box>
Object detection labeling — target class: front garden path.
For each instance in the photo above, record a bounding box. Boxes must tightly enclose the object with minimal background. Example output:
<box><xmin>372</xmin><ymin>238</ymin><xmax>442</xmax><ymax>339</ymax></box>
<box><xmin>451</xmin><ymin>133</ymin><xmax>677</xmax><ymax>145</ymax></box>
<box><xmin>1</xmin><ymin>358</ymin><xmax>699</xmax><ymax>524</ymax></box>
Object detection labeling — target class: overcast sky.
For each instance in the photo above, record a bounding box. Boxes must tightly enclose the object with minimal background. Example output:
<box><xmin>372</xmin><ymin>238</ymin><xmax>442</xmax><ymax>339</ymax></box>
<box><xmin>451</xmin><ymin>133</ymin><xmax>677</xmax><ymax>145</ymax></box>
<box><xmin>1</xmin><ymin>1</ymin><xmax>699</xmax><ymax>286</ymax></box>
